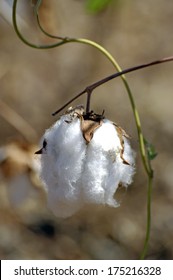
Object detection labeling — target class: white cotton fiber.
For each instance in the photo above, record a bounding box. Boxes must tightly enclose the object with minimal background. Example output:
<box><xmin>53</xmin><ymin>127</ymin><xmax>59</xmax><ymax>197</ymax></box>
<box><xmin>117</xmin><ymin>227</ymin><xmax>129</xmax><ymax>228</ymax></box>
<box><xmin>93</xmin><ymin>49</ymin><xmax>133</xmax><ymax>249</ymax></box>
<box><xmin>36</xmin><ymin>107</ymin><xmax>135</xmax><ymax>218</ymax></box>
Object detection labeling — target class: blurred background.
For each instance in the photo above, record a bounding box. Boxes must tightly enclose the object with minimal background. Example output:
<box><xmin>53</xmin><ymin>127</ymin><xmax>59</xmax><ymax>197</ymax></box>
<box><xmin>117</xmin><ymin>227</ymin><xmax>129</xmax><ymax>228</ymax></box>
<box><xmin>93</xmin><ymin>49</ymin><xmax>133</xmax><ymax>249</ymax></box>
<box><xmin>0</xmin><ymin>0</ymin><xmax>173</xmax><ymax>259</ymax></box>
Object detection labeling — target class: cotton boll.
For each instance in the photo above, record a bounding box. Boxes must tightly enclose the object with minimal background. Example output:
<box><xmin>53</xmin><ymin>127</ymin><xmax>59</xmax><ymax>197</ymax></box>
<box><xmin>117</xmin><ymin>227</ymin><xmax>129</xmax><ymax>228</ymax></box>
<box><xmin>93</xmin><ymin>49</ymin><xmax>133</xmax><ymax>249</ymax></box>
<box><xmin>119</xmin><ymin>137</ymin><xmax>136</xmax><ymax>186</ymax></box>
<box><xmin>38</xmin><ymin>113</ymin><xmax>87</xmax><ymax>217</ymax></box>
<box><xmin>91</xmin><ymin>120</ymin><xmax>121</xmax><ymax>152</ymax></box>
<box><xmin>82</xmin><ymin>119</ymin><xmax>135</xmax><ymax>208</ymax></box>
<box><xmin>81</xmin><ymin>144</ymin><xmax>109</xmax><ymax>204</ymax></box>
<box><xmin>36</xmin><ymin>106</ymin><xmax>135</xmax><ymax>218</ymax></box>
<box><xmin>81</xmin><ymin>120</ymin><xmax>122</xmax><ymax>205</ymax></box>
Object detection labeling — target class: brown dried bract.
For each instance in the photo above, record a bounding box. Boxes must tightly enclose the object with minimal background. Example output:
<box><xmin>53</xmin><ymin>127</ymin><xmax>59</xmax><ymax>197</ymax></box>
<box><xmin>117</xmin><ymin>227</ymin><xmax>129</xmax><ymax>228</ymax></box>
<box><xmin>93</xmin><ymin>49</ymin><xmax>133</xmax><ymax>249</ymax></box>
<box><xmin>80</xmin><ymin>119</ymin><xmax>102</xmax><ymax>143</ymax></box>
<box><xmin>64</xmin><ymin>106</ymin><xmax>104</xmax><ymax>144</ymax></box>
<box><xmin>65</xmin><ymin>105</ymin><xmax>85</xmax><ymax>116</ymax></box>
<box><xmin>113</xmin><ymin>123</ymin><xmax>130</xmax><ymax>165</ymax></box>
<box><xmin>64</xmin><ymin>105</ymin><xmax>85</xmax><ymax>123</ymax></box>
<box><xmin>80</xmin><ymin>111</ymin><xmax>104</xmax><ymax>144</ymax></box>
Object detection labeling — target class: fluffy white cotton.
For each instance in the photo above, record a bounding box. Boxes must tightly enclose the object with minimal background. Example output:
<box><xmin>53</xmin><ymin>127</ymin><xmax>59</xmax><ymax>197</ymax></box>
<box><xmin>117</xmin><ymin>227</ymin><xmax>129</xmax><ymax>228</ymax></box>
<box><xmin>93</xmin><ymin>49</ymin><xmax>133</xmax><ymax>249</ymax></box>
<box><xmin>36</xmin><ymin>108</ymin><xmax>135</xmax><ymax>218</ymax></box>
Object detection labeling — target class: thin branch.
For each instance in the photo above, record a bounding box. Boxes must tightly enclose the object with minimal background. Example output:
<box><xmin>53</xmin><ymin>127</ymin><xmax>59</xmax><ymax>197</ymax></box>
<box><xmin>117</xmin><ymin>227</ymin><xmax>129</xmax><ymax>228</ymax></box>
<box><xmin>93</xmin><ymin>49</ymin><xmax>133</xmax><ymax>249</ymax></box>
<box><xmin>88</xmin><ymin>56</ymin><xmax>173</xmax><ymax>91</ymax></box>
<box><xmin>52</xmin><ymin>55</ymin><xmax>173</xmax><ymax>116</ymax></box>
<box><xmin>52</xmin><ymin>89</ymin><xmax>86</xmax><ymax>116</ymax></box>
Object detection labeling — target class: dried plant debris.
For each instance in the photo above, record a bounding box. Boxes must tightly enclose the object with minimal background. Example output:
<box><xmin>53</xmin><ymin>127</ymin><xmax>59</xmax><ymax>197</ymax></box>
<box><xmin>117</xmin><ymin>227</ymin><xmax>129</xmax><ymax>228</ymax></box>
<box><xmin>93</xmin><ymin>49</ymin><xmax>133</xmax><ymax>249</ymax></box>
<box><xmin>36</xmin><ymin>105</ymin><xmax>135</xmax><ymax>218</ymax></box>
<box><xmin>0</xmin><ymin>141</ymin><xmax>43</xmax><ymax>208</ymax></box>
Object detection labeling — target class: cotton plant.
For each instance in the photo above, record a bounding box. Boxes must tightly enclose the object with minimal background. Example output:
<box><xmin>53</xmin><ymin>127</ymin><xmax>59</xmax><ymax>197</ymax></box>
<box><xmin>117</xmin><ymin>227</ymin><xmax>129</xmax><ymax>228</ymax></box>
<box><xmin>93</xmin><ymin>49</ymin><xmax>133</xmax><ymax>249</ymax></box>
<box><xmin>36</xmin><ymin>105</ymin><xmax>135</xmax><ymax>218</ymax></box>
<box><xmin>11</xmin><ymin>0</ymin><xmax>173</xmax><ymax>259</ymax></box>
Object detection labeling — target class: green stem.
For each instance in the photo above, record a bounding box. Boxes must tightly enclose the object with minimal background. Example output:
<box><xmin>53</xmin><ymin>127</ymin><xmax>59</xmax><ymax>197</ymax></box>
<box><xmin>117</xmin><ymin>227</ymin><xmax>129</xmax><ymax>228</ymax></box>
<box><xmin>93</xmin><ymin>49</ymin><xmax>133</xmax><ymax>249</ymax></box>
<box><xmin>13</xmin><ymin>0</ymin><xmax>153</xmax><ymax>259</ymax></box>
<box><xmin>140</xmin><ymin>174</ymin><xmax>153</xmax><ymax>259</ymax></box>
<box><xmin>12</xmin><ymin>0</ymin><xmax>71</xmax><ymax>49</ymax></box>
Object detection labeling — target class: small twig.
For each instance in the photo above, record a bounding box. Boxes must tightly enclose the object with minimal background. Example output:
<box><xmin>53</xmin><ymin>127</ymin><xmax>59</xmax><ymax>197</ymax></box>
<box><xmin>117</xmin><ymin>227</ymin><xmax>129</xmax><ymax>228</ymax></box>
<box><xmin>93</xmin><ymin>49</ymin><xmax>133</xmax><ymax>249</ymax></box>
<box><xmin>85</xmin><ymin>88</ymin><xmax>93</xmax><ymax>113</ymax></box>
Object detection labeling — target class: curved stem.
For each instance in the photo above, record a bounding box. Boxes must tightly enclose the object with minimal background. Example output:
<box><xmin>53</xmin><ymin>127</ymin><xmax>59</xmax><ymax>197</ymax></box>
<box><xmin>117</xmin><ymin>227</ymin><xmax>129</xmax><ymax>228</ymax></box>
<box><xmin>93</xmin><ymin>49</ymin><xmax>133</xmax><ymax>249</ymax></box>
<box><xmin>13</xmin><ymin>0</ymin><xmax>63</xmax><ymax>49</ymax></box>
<box><xmin>13</xmin><ymin>0</ymin><xmax>155</xmax><ymax>259</ymax></box>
